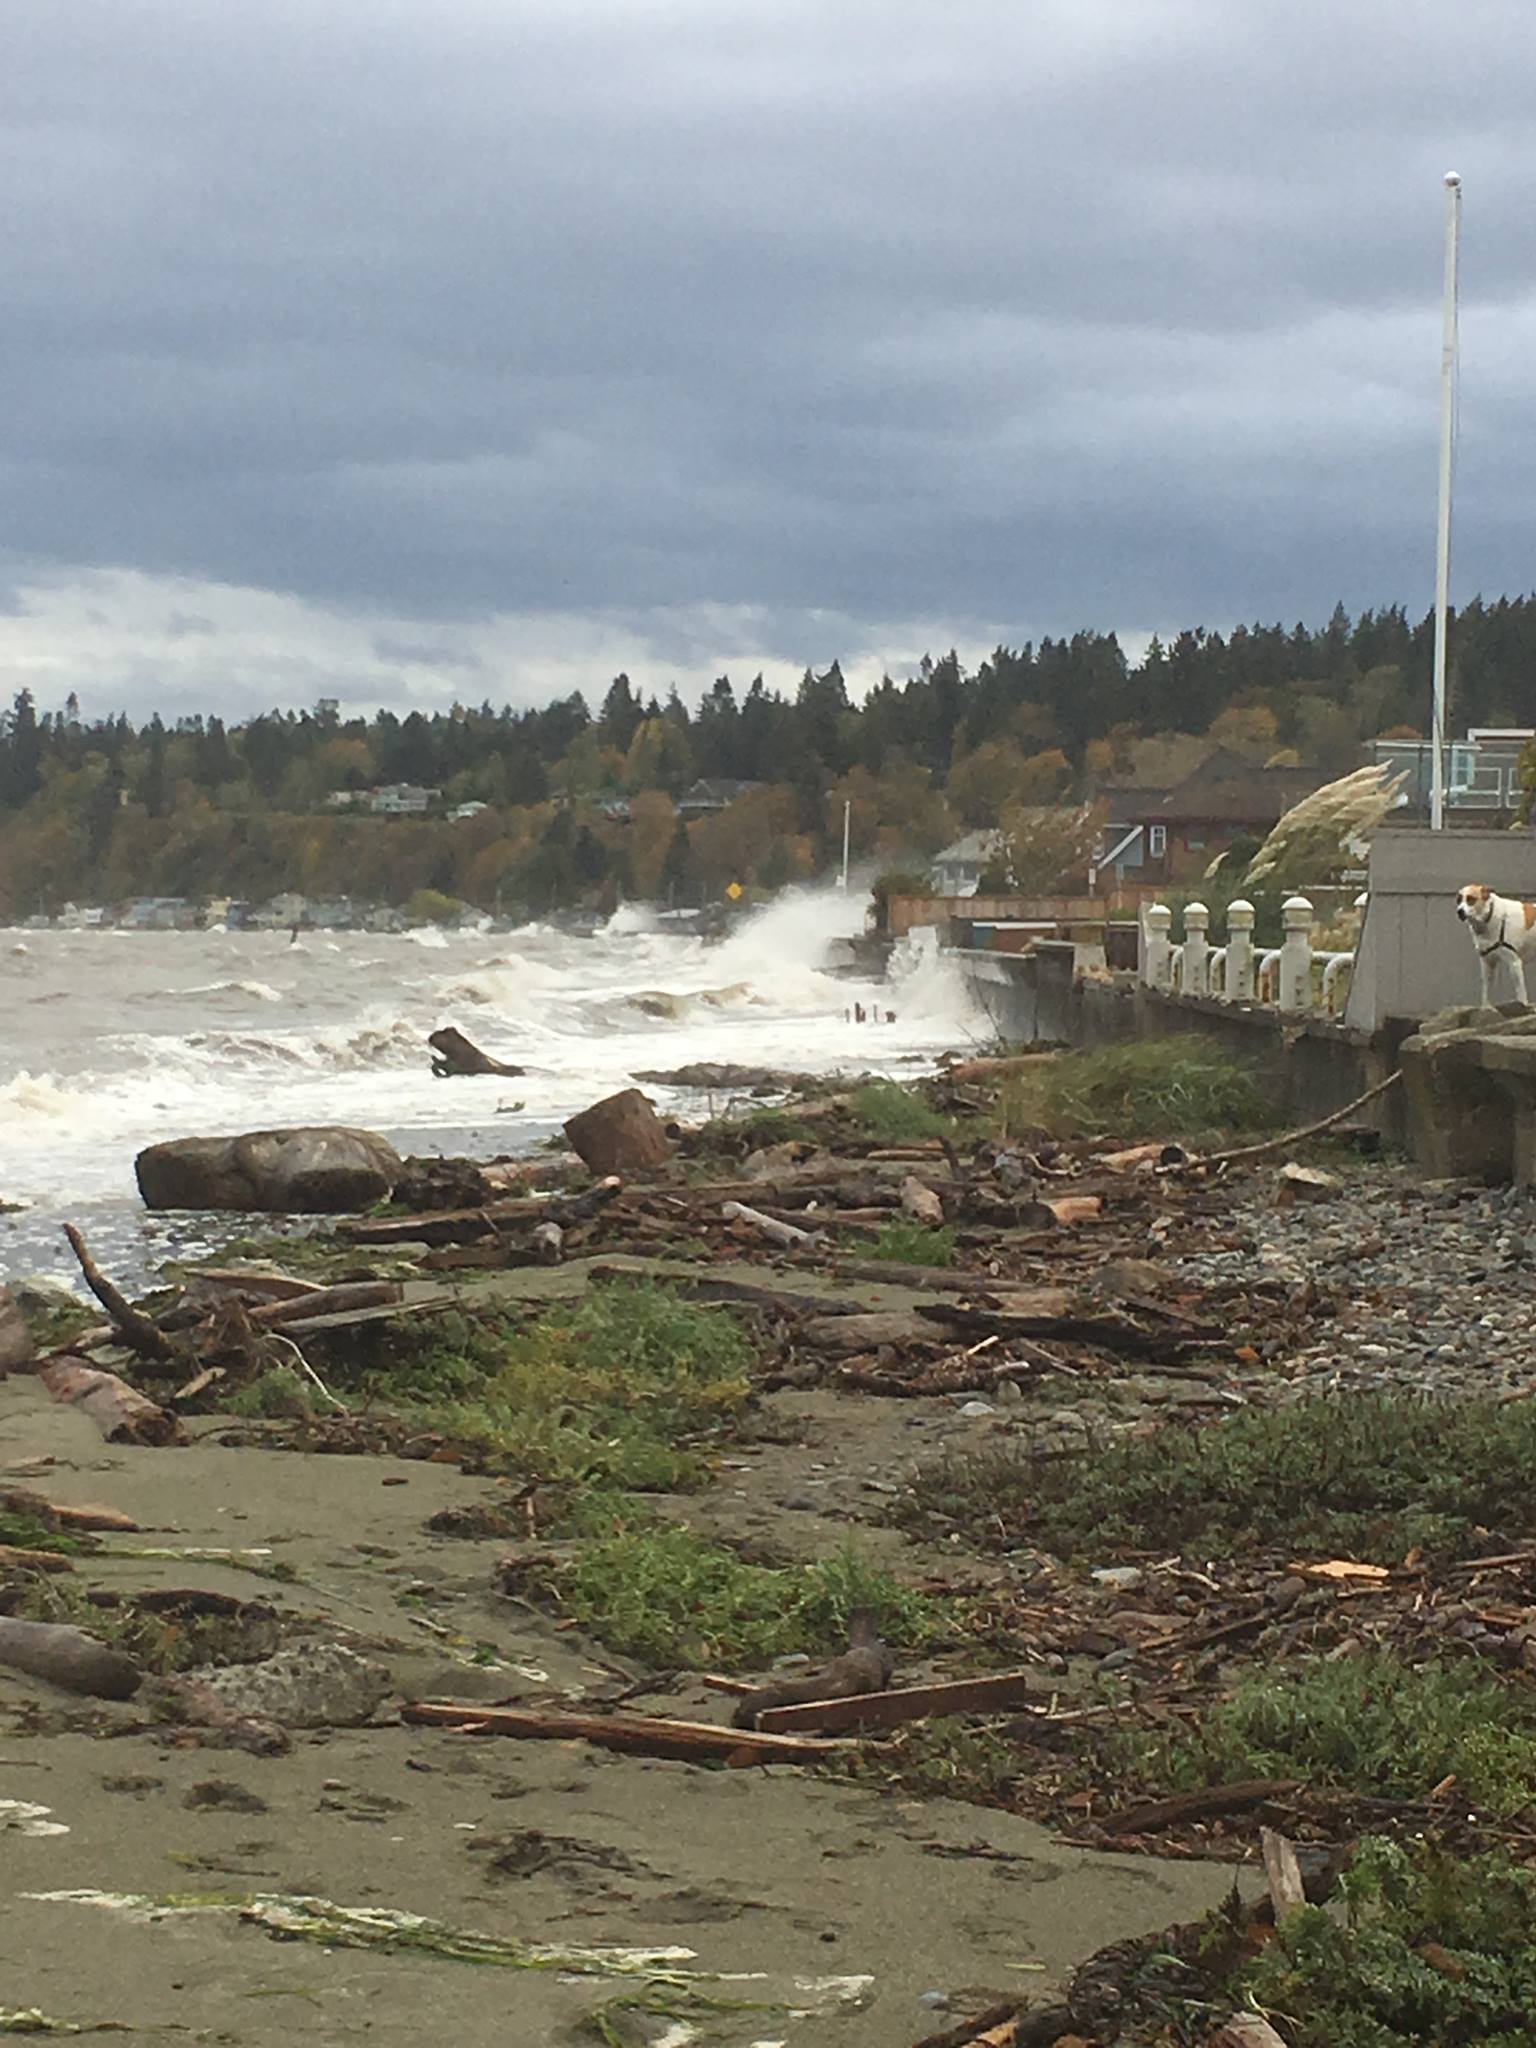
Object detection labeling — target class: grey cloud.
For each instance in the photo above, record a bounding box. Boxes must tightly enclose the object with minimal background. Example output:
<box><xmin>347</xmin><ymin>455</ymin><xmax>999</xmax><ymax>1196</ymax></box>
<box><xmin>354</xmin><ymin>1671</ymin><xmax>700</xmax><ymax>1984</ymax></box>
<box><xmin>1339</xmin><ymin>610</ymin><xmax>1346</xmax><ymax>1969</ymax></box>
<box><xmin>2</xmin><ymin>0</ymin><xmax>1535</xmax><ymax>716</ymax></box>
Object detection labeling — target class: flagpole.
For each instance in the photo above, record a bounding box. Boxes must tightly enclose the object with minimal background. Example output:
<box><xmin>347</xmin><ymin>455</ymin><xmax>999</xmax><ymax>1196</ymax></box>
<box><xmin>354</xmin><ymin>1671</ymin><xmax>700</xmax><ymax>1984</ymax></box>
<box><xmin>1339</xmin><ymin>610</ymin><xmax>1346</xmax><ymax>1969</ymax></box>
<box><xmin>1430</xmin><ymin>170</ymin><xmax>1461</xmax><ymax>831</ymax></box>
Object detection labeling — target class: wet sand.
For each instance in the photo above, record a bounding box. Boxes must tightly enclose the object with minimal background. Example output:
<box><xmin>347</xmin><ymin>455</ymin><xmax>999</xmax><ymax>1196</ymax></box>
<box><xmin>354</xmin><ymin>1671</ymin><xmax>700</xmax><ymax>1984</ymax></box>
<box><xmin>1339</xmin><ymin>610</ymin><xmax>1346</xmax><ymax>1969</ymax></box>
<box><xmin>1</xmin><ymin>1372</ymin><xmax>1236</xmax><ymax>2044</ymax></box>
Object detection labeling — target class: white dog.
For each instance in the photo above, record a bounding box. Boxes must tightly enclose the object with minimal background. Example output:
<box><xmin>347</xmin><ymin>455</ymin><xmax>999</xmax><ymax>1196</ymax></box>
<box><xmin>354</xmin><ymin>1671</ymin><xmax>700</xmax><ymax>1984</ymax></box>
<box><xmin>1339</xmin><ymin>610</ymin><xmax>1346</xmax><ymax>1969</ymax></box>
<box><xmin>1456</xmin><ymin>882</ymin><xmax>1536</xmax><ymax>1006</ymax></box>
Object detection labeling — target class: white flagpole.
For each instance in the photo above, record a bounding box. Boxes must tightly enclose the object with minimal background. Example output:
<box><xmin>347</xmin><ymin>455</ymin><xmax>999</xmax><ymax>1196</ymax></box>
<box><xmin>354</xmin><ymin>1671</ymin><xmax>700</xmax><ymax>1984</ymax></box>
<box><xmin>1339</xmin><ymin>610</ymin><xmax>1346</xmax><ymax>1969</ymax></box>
<box><xmin>839</xmin><ymin>797</ymin><xmax>851</xmax><ymax>890</ymax></box>
<box><xmin>1430</xmin><ymin>170</ymin><xmax>1462</xmax><ymax>831</ymax></box>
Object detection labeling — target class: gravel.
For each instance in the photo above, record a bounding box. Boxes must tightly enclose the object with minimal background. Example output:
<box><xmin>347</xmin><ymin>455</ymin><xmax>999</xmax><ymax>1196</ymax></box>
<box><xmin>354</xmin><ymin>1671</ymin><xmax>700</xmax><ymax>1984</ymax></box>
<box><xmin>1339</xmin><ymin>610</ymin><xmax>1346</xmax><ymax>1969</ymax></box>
<box><xmin>1174</xmin><ymin>1164</ymin><xmax>1536</xmax><ymax>1401</ymax></box>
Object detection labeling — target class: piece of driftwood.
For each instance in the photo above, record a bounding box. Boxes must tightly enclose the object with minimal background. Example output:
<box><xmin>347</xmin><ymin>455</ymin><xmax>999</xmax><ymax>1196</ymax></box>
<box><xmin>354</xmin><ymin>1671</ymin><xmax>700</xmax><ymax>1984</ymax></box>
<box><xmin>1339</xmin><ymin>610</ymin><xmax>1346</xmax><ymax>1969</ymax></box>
<box><xmin>0</xmin><ymin>1545</ymin><xmax>75</xmax><ymax>1573</ymax></box>
<box><xmin>757</xmin><ymin>1667</ymin><xmax>1041</xmax><ymax>1735</ymax></box>
<box><xmin>190</xmin><ymin>1268</ymin><xmax>323</xmax><ymax>1301</ymax></box>
<box><xmin>1261</xmin><ymin>1827</ymin><xmax>1307</xmax><ymax>1923</ymax></box>
<box><xmin>399</xmin><ymin>1699</ymin><xmax>846</xmax><ymax>1762</ymax></box>
<box><xmin>564</xmin><ymin>1089</ymin><xmax>673</xmax><ymax>1174</ymax></box>
<box><xmin>1095</xmin><ymin>1779</ymin><xmax>1301</xmax><ymax>1836</ymax></box>
<box><xmin>0</xmin><ymin>1617</ymin><xmax>141</xmax><ymax>1699</ymax></box>
<box><xmin>428</xmin><ymin>1025</ymin><xmax>525</xmax><ymax>1078</ymax></box>
<box><xmin>733</xmin><ymin>1613</ymin><xmax>894</xmax><ymax>1728</ymax></box>
<box><xmin>0</xmin><ymin>1487</ymin><xmax>138</xmax><ymax>1533</ymax></box>
<box><xmin>1206</xmin><ymin>2018</ymin><xmax>1288</xmax><ymax>2048</ymax></box>
<box><xmin>36</xmin><ymin>1358</ymin><xmax>185</xmax><ymax>1445</ymax></box>
<box><xmin>900</xmin><ymin>1175</ymin><xmax>946</xmax><ymax>1226</ymax></box>
<box><xmin>63</xmin><ymin>1224</ymin><xmax>182</xmax><ymax>1366</ymax></box>
<box><xmin>250</xmin><ymin>1280</ymin><xmax>403</xmax><ymax>1327</ymax></box>
<box><xmin>802</xmin><ymin>1311</ymin><xmax>936</xmax><ymax>1353</ymax></box>
<box><xmin>532</xmin><ymin>1221</ymin><xmax>564</xmax><ymax>1265</ymax></box>
<box><xmin>1207</xmin><ymin>1070</ymin><xmax>1402</xmax><ymax>1166</ymax></box>
<box><xmin>721</xmin><ymin>1200</ymin><xmax>822</xmax><ymax>1250</ymax></box>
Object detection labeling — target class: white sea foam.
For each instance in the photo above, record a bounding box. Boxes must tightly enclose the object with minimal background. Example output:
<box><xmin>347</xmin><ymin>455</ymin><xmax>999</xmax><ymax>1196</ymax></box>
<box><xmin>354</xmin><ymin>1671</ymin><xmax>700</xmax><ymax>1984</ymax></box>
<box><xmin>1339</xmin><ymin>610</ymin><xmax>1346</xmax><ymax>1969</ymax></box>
<box><xmin>0</xmin><ymin>895</ymin><xmax>983</xmax><ymax>1281</ymax></box>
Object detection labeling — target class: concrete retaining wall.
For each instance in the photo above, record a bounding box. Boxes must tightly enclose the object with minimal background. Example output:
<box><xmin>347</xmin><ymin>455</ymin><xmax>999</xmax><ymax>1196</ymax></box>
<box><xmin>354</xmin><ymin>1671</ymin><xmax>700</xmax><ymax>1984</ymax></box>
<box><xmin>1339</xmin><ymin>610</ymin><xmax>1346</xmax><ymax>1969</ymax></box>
<box><xmin>956</xmin><ymin>944</ymin><xmax>1400</xmax><ymax>1131</ymax></box>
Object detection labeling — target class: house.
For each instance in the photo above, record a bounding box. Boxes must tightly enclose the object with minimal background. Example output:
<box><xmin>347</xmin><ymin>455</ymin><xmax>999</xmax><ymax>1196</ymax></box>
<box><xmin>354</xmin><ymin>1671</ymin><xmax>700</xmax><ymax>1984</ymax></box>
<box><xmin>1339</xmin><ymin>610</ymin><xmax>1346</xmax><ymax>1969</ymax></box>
<box><xmin>254</xmin><ymin>892</ymin><xmax>311</xmax><ymax>929</ymax></box>
<box><xmin>930</xmin><ymin>829</ymin><xmax>1003</xmax><ymax>896</ymax></box>
<box><xmin>121</xmin><ymin>896</ymin><xmax>193</xmax><ymax>931</ymax></box>
<box><xmin>1368</xmin><ymin>728</ymin><xmax>1534</xmax><ymax>815</ymax></box>
<box><xmin>1095</xmin><ymin>750</ymin><xmax>1326</xmax><ymax>884</ymax></box>
<box><xmin>448</xmin><ymin>801</ymin><xmax>489</xmax><ymax>823</ymax></box>
<box><xmin>370</xmin><ymin>783</ymin><xmax>440</xmax><ymax>815</ymax></box>
<box><xmin>676</xmin><ymin>778</ymin><xmax>760</xmax><ymax>816</ymax></box>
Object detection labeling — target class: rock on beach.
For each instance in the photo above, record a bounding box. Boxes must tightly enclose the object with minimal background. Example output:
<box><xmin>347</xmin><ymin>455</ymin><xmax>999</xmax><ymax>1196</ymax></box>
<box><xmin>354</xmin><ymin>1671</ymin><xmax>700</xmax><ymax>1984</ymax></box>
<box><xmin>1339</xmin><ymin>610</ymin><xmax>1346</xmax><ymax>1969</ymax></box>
<box><xmin>135</xmin><ymin>1126</ymin><xmax>403</xmax><ymax>1212</ymax></box>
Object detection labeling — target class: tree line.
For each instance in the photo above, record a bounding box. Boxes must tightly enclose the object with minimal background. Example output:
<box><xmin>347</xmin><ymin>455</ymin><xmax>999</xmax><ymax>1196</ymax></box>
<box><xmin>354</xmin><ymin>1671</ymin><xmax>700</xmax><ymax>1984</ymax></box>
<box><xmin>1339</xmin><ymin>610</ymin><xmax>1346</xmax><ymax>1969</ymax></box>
<box><xmin>1</xmin><ymin>595</ymin><xmax>1532</xmax><ymax>918</ymax></box>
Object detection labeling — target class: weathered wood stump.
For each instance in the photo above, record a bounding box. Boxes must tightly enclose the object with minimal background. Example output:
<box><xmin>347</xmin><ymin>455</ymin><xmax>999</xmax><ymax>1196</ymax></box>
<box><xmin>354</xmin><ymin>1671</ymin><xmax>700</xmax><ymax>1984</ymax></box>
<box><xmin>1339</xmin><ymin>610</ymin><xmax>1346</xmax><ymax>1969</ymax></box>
<box><xmin>563</xmin><ymin>1088</ymin><xmax>674</xmax><ymax>1174</ymax></box>
<box><xmin>427</xmin><ymin>1026</ymin><xmax>525</xmax><ymax>1079</ymax></box>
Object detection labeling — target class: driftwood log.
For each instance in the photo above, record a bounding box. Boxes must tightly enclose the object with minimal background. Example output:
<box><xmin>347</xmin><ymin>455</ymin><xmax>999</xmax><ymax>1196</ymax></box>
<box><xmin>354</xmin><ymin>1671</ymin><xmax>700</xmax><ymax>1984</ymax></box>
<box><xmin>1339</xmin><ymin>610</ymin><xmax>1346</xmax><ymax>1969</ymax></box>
<box><xmin>399</xmin><ymin>1700</ymin><xmax>845</xmax><ymax>1763</ymax></box>
<box><xmin>564</xmin><ymin>1088</ymin><xmax>673</xmax><ymax>1174</ymax></box>
<box><xmin>732</xmin><ymin>1612</ymin><xmax>895</xmax><ymax>1729</ymax></box>
<box><xmin>428</xmin><ymin>1026</ymin><xmax>525</xmax><ymax>1079</ymax></box>
<box><xmin>0</xmin><ymin>1617</ymin><xmax>142</xmax><ymax>1699</ymax></box>
<box><xmin>36</xmin><ymin>1358</ymin><xmax>185</xmax><ymax>1445</ymax></box>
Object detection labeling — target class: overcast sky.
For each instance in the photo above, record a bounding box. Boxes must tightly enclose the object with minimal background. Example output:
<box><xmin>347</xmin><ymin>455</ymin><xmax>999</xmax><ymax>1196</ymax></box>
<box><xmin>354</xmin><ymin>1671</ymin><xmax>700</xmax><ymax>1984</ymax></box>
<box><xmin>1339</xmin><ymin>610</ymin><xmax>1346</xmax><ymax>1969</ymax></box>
<box><xmin>3</xmin><ymin>0</ymin><xmax>1532</xmax><ymax>723</ymax></box>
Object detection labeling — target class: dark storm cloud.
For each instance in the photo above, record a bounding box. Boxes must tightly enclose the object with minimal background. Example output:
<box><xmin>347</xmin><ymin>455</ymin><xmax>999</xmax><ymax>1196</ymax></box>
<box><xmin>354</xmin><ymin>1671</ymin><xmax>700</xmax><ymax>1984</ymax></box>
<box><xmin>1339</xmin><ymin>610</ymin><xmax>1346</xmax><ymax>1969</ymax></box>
<box><xmin>2</xmin><ymin>0</ymin><xmax>1534</xmax><ymax>707</ymax></box>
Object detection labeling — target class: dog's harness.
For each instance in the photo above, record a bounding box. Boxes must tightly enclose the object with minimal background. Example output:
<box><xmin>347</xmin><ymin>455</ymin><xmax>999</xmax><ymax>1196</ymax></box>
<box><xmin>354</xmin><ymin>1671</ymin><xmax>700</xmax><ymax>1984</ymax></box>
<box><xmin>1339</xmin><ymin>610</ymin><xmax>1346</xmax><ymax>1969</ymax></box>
<box><xmin>1478</xmin><ymin>908</ymin><xmax>1520</xmax><ymax>961</ymax></box>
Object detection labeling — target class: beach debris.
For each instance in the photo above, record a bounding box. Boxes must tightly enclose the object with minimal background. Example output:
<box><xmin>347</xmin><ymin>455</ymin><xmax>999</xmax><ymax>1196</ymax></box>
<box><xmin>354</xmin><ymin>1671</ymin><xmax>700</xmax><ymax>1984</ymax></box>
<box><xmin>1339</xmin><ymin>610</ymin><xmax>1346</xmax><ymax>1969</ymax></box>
<box><xmin>0</xmin><ymin>1288</ymin><xmax>35</xmax><ymax>1376</ymax></box>
<box><xmin>900</xmin><ymin>1175</ymin><xmax>947</xmax><ymax>1227</ymax></box>
<box><xmin>563</xmin><ymin>1087</ymin><xmax>674</xmax><ymax>1174</ymax></box>
<box><xmin>62</xmin><ymin>1225</ymin><xmax>184</xmax><ymax>1367</ymax></box>
<box><xmin>35</xmin><ymin>1359</ymin><xmax>184</xmax><ymax>1446</ymax></box>
<box><xmin>24</xmin><ymin>1887</ymin><xmax>871</xmax><ymax>2039</ymax></box>
<box><xmin>721</xmin><ymin>1199</ymin><xmax>822</xmax><ymax>1251</ymax></box>
<box><xmin>0</xmin><ymin>2009</ymin><xmax>88</xmax><ymax>2034</ymax></box>
<box><xmin>1</xmin><ymin>1800</ymin><xmax>70</xmax><ymax>1838</ymax></box>
<box><xmin>1274</xmin><ymin>1160</ymin><xmax>1342</xmax><ymax>1204</ymax></box>
<box><xmin>0</xmin><ymin>1487</ymin><xmax>138</xmax><ymax>1536</ymax></box>
<box><xmin>1207</xmin><ymin>2019</ymin><xmax>1288</xmax><ymax>2048</ymax></box>
<box><xmin>134</xmin><ymin>1125</ymin><xmax>403</xmax><ymax>1213</ymax></box>
<box><xmin>166</xmin><ymin>1642</ymin><xmax>392</xmax><ymax>1729</ymax></box>
<box><xmin>760</xmin><ymin>1667</ymin><xmax>1044</xmax><ymax>1737</ymax></box>
<box><xmin>1260</xmin><ymin>1826</ymin><xmax>1307</xmax><ymax>1923</ymax></box>
<box><xmin>427</xmin><ymin>1025</ymin><xmax>525</xmax><ymax>1078</ymax></box>
<box><xmin>400</xmin><ymin>1699</ymin><xmax>850</xmax><ymax>1763</ymax></box>
<box><xmin>732</xmin><ymin>1610</ymin><xmax>895</xmax><ymax>1729</ymax></box>
<box><xmin>0</xmin><ymin>1619</ymin><xmax>141</xmax><ymax>1700</ymax></box>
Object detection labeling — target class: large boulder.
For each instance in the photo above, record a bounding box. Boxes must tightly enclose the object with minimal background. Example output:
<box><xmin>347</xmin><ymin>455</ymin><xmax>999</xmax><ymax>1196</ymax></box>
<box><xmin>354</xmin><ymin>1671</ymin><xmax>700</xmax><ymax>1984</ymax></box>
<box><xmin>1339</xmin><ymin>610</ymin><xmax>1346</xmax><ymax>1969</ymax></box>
<box><xmin>135</xmin><ymin>1127</ymin><xmax>403</xmax><ymax>1213</ymax></box>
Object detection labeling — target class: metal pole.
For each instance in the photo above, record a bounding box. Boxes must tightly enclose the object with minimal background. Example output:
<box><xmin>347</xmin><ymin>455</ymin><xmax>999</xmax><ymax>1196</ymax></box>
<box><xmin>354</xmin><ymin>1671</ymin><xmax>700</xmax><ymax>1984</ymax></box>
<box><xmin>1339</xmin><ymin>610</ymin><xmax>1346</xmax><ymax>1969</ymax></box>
<box><xmin>839</xmin><ymin>798</ymin><xmax>851</xmax><ymax>890</ymax></box>
<box><xmin>1430</xmin><ymin>170</ymin><xmax>1461</xmax><ymax>831</ymax></box>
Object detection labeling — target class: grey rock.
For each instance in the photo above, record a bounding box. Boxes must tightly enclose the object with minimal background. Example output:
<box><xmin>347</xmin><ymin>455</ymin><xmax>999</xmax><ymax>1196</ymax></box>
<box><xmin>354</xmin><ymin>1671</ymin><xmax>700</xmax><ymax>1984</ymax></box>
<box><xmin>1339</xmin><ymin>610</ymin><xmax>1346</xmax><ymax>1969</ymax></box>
<box><xmin>177</xmin><ymin>1642</ymin><xmax>392</xmax><ymax>1728</ymax></box>
<box><xmin>136</xmin><ymin>1126</ymin><xmax>403</xmax><ymax>1213</ymax></box>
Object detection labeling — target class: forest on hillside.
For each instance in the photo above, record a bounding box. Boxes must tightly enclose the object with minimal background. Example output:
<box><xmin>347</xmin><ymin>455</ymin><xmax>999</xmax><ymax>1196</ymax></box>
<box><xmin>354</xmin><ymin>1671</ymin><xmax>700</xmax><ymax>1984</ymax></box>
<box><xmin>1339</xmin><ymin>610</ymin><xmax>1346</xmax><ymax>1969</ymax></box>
<box><xmin>1</xmin><ymin>597</ymin><xmax>1533</xmax><ymax>918</ymax></box>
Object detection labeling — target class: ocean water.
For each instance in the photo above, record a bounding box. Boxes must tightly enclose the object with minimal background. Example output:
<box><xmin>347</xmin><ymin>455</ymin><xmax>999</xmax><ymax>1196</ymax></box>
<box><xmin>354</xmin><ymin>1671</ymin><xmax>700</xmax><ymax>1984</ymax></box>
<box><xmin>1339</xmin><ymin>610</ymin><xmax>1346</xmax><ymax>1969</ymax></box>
<box><xmin>0</xmin><ymin>890</ymin><xmax>982</xmax><ymax>1291</ymax></box>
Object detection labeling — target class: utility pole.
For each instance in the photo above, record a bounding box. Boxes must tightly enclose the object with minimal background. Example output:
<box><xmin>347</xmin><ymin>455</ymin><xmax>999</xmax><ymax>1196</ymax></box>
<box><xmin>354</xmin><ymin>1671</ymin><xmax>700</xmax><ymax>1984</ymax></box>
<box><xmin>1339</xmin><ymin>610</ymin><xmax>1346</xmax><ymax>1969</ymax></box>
<box><xmin>1430</xmin><ymin>170</ymin><xmax>1462</xmax><ymax>831</ymax></box>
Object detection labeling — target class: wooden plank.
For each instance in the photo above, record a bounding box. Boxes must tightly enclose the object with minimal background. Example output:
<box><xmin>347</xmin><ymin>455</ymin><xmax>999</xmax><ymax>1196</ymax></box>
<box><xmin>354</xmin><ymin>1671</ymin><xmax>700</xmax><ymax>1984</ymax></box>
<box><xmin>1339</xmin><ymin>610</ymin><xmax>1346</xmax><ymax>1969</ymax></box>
<box><xmin>757</xmin><ymin>1668</ymin><xmax>1040</xmax><ymax>1734</ymax></box>
<box><xmin>399</xmin><ymin>1699</ymin><xmax>848</xmax><ymax>1763</ymax></box>
<box><xmin>1261</xmin><ymin>1826</ymin><xmax>1308</xmax><ymax>1923</ymax></box>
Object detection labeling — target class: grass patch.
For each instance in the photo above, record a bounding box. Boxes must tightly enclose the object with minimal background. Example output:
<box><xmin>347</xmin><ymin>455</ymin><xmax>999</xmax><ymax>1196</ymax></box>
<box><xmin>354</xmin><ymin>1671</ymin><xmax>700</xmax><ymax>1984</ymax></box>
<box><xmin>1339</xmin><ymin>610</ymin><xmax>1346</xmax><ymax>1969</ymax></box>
<box><xmin>1124</xmin><ymin>1651</ymin><xmax>1536</xmax><ymax>1818</ymax></box>
<box><xmin>534</xmin><ymin>1521</ymin><xmax>937</xmax><ymax>1670</ymax></box>
<box><xmin>224</xmin><ymin>1364</ymin><xmax>316</xmax><ymax>1420</ymax></box>
<box><xmin>900</xmin><ymin>1393</ymin><xmax>1536</xmax><ymax>1563</ymax></box>
<box><xmin>996</xmin><ymin>1038</ymin><xmax>1274</xmax><ymax>1143</ymax></box>
<box><xmin>849</xmin><ymin>1080</ymin><xmax>951</xmax><ymax>1143</ymax></box>
<box><xmin>353</xmin><ymin>1283</ymin><xmax>754</xmax><ymax>1492</ymax></box>
<box><xmin>837</xmin><ymin>1716</ymin><xmax>1023</xmax><ymax>1803</ymax></box>
<box><xmin>1241</xmin><ymin>1835</ymin><xmax>1536</xmax><ymax>2046</ymax></box>
<box><xmin>12</xmin><ymin>1576</ymin><xmax>276</xmax><ymax>1674</ymax></box>
<box><xmin>0</xmin><ymin>1509</ymin><xmax>91</xmax><ymax>1555</ymax></box>
<box><xmin>691</xmin><ymin>1107</ymin><xmax>817</xmax><ymax>1156</ymax></box>
<box><xmin>864</xmin><ymin>1219</ymin><xmax>957</xmax><ymax>1268</ymax></box>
